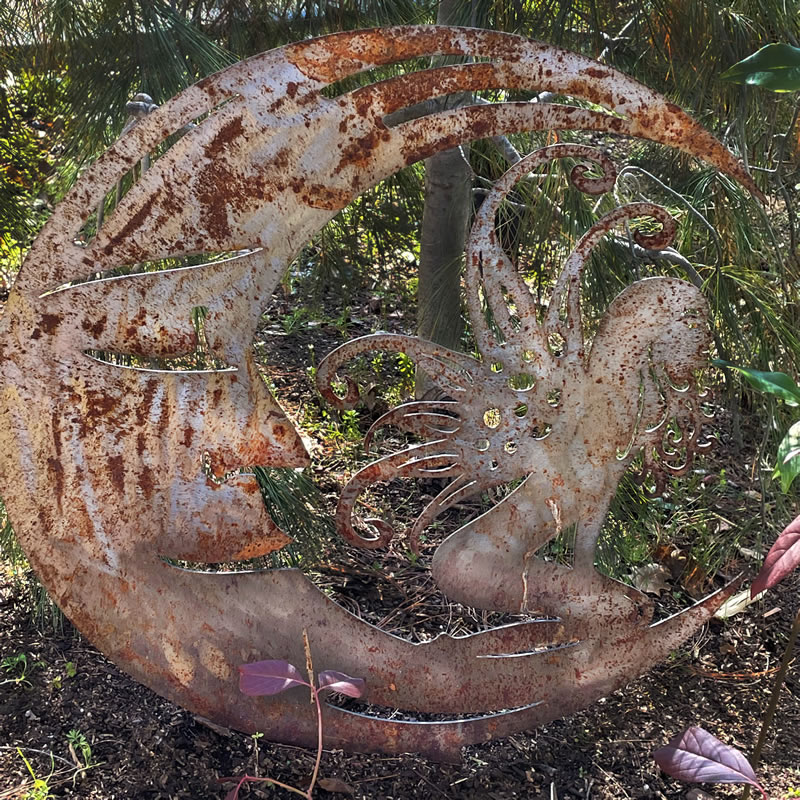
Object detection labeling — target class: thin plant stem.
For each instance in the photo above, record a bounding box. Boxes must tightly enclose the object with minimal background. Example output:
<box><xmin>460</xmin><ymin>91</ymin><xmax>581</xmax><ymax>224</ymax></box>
<box><xmin>308</xmin><ymin>684</ymin><xmax>324</xmax><ymax>798</ymax></box>
<box><xmin>234</xmin><ymin>774</ymin><xmax>308</xmax><ymax>797</ymax></box>
<box><xmin>223</xmin><ymin>677</ymin><xmax>320</xmax><ymax>799</ymax></box>
<box><xmin>742</xmin><ymin>606</ymin><xmax>800</xmax><ymax>800</ymax></box>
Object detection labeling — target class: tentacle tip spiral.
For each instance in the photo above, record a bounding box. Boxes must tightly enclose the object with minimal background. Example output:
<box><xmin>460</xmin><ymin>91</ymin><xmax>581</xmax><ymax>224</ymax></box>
<box><xmin>569</xmin><ymin>160</ymin><xmax>617</xmax><ymax>196</ymax></box>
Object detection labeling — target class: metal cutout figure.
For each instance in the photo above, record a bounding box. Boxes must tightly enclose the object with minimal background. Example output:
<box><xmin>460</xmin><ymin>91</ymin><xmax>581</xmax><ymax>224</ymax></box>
<box><xmin>0</xmin><ymin>27</ymin><xmax>756</xmax><ymax>760</ymax></box>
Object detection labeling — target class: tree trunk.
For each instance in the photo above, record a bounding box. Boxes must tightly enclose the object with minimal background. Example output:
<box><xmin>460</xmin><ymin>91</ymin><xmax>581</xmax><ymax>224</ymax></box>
<box><xmin>415</xmin><ymin>0</ymin><xmax>473</xmax><ymax>397</ymax></box>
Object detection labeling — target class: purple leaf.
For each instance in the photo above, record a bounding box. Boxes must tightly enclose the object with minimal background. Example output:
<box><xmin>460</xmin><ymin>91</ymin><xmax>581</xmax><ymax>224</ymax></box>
<box><xmin>751</xmin><ymin>513</ymin><xmax>800</xmax><ymax>598</ymax></box>
<box><xmin>654</xmin><ymin>727</ymin><xmax>765</xmax><ymax>798</ymax></box>
<box><xmin>317</xmin><ymin>670</ymin><xmax>365</xmax><ymax>698</ymax></box>
<box><xmin>239</xmin><ymin>660</ymin><xmax>307</xmax><ymax>696</ymax></box>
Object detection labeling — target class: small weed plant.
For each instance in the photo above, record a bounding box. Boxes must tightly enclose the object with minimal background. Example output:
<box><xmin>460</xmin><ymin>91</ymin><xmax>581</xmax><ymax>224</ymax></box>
<box><xmin>16</xmin><ymin>748</ymin><xmax>56</xmax><ymax>800</ymax></box>
<box><xmin>1</xmin><ymin>652</ymin><xmax>46</xmax><ymax>687</ymax></box>
<box><xmin>65</xmin><ymin>729</ymin><xmax>94</xmax><ymax>770</ymax></box>
<box><xmin>222</xmin><ymin>635</ymin><xmax>364</xmax><ymax>799</ymax></box>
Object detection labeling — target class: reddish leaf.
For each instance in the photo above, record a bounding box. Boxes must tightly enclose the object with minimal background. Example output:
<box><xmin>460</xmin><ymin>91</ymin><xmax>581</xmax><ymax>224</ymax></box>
<box><xmin>239</xmin><ymin>660</ymin><xmax>307</xmax><ymax>696</ymax></box>
<box><xmin>317</xmin><ymin>670</ymin><xmax>365</xmax><ymax>698</ymax></box>
<box><xmin>751</xmin><ymin>513</ymin><xmax>800</xmax><ymax>598</ymax></box>
<box><xmin>654</xmin><ymin>727</ymin><xmax>766</xmax><ymax>799</ymax></box>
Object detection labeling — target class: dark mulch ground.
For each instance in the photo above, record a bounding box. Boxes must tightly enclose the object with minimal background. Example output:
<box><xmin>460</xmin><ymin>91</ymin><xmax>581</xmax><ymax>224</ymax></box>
<box><xmin>2</xmin><ymin>289</ymin><xmax>800</xmax><ymax>799</ymax></box>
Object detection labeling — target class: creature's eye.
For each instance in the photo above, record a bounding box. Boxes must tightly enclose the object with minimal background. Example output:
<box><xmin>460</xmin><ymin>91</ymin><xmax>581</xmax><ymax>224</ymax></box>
<box><xmin>483</xmin><ymin>408</ymin><xmax>501</xmax><ymax>428</ymax></box>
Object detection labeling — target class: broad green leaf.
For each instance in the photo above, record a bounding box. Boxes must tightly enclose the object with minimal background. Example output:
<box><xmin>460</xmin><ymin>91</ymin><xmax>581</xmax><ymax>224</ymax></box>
<box><xmin>721</xmin><ymin>43</ymin><xmax>800</xmax><ymax>92</ymax></box>
<box><xmin>712</xmin><ymin>360</ymin><xmax>800</xmax><ymax>406</ymax></box>
<box><xmin>774</xmin><ymin>421</ymin><xmax>800</xmax><ymax>493</ymax></box>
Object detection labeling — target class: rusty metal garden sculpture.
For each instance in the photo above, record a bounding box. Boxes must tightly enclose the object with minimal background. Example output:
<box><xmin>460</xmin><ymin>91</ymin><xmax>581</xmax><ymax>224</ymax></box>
<box><xmin>0</xmin><ymin>27</ymin><xmax>759</xmax><ymax>761</ymax></box>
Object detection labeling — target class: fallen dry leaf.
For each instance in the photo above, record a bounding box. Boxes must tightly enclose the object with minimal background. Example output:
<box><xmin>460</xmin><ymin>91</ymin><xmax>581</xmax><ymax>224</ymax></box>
<box><xmin>317</xmin><ymin>777</ymin><xmax>355</xmax><ymax>795</ymax></box>
<box><xmin>631</xmin><ymin>563</ymin><xmax>671</xmax><ymax>596</ymax></box>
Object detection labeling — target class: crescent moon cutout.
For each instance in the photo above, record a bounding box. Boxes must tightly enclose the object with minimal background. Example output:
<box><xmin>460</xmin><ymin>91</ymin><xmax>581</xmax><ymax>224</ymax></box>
<box><xmin>0</xmin><ymin>26</ymin><xmax>754</xmax><ymax>761</ymax></box>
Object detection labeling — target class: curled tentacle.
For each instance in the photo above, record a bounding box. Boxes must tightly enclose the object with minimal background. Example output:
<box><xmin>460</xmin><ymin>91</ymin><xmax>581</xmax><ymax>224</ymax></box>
<box><xmin>568</xmin><ymin>152</ymin><xmax>617</xmax><ymax>196</ymax></box>
<box><xmin>466</xmin><ymin>144</ymin><xmax>618</xmax><ymax>354</ymax></box>
<box><xmin>546</xmin><ymin>202</ymin><xmax>678</xmax><ymax>352</ymax></box>
<box><xmin>316</xmin><ymin>333</ymin><xmax>479</xmax><ymax>409</ymax></box>
<box><xmin>336</xmin><ymin>441</ymin><xmax>461</xmax><ymax>548</ymax></box>
<box><xmin>364</xmin><ymin>400</ymin><xmax>461</xmax><ymax>450</ymax></box>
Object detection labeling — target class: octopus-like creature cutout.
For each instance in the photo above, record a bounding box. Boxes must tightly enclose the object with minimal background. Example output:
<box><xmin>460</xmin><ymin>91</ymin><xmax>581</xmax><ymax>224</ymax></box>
<box><xmin>318</xmin><ymin>144</ymin><xmax>713</xmax><ymax>625</ymax></box>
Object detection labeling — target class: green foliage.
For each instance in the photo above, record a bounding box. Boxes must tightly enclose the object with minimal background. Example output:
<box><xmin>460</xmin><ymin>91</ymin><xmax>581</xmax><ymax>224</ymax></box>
<box><xmin>1</xmin><ymin>499</ymin><xmax>64</xmax><ymax>631</ymax></box>
<box><xmin>396</xmin><ymin>352</ymin><xmax>415</xmax><ymax>395</ymax></box>
<box><xmin>16</xmin><ymin>748</ymin><xmax>55</xmax><ymax>800</ymax></box>
<box><xmin>776</xmin><ymin>420</ymin><xmax>800</xmax><ymax>494</ymax></box>
<box><xmin>1</xmin><ymin>652</ymin><xmax>33</xmax><ymax>686</ymax></box>
<box><xmin>6</xmin><ymin>1</ymin><xmax>235</xmax><ymax>161</ymax></box>
<box><xmin>714</xmin><ymin>360</ymin><xmax>800</xmax><ymax>406</ymax></box>
<box><xmin>715</xmin><ymin>360</ymin><xmax>800</xmax><ymax>494</ymax></box>
<box><xmin>65</xmin><ymin>729</ymin><xmax>94</xmax><ymax>770</ymax></box>
<box><xmin>253</xmin><ymin>468</ymin><xmax>335</xmax><ymax>568</ymax></box>
<box><xmin>0</xmin><ymin>71</ymin><xmax>59</xmax><ymax>282</ymax></box>
<box><xmin>722</xmin><ymin>44</ymin><xmax>800</xmax><ymax>92</ymax></box>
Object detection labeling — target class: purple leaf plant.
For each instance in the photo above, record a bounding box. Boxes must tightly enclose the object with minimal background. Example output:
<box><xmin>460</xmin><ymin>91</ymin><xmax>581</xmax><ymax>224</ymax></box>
<box><xmin>222</xmin><ymin>659</ymin><xmax>364</xmax><ymax>800</ymax></box>
<box><xmin>654</xmin><ymin>726</ymin><xmax>768</xmax><ymax>800</ymax></box>
<box><xmin>750</xmin><ymin>513</ymin><xmax>800</xmax><ymax>598</ymax></box>
<box><xmin>239</xmin><ymin>659</ymin><xmax>306</xmax><ymax>696</ymax></box>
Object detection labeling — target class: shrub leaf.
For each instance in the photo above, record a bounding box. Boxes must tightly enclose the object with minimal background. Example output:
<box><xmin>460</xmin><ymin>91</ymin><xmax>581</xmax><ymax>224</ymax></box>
<box><xmin>712</xmin><ymin>361</ymin><xmax>800</xmax><ymax>406</ymax></box>
<box><xmin>774</xmin><ymin>421</ymin><xmax>800</xmax><ymax>493</ymax></box>
<box><xmin>751</xmin><ymin>513</ymin><xmax>800</xmax><ymax>597</ymax></box>
<box><xmin>654</xmin><ymin>727</ymin><xmax>765</xmax><ymax>796</ymax></box>
<box><xmin>721</xmin><ymin>43</ymin><xmax>800</xmax><ymax>92</ymax></box>
<box><xmin>317</xmin><ymin>670</ymin><xmax>365</xmax><ymax>698</ymax></box>
<box><xmin>239</xmin><ymin>660</ymin><xmax>307</xmax><ymax>696</ymax></box>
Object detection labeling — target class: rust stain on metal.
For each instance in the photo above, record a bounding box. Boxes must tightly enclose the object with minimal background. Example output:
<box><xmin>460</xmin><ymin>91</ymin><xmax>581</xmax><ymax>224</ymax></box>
<box><xmin>0</xmin><ymin>26</ymin><xmax>757</xmax><ymax>761</ymax></box>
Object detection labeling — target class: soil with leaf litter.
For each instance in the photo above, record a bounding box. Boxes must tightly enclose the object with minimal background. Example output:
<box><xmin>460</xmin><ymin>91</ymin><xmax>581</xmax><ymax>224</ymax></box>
<box><xmin>2</xmin><ymin>289</ymin><xmax>800</xmax><ymax>799</ymax></box>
